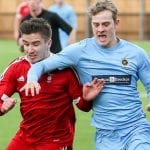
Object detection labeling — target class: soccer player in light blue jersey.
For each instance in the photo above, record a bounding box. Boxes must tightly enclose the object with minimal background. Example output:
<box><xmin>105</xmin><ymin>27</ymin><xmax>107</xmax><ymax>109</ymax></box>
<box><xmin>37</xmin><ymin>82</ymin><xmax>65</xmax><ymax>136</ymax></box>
<box><xmin>49</xmin><ymin>0</ymin><xmax>77</xmax><ymax>48</ymax></box>
<box><xmin>21</xmin><ymin>0</ymin><xmax>150</xmax><ymax>149</ymax></box>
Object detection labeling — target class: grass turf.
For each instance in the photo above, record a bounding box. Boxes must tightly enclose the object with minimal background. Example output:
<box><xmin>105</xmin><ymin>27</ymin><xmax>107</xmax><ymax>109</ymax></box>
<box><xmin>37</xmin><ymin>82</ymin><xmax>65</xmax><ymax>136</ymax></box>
<box><xmin>0</xmin><ymin>40</ymin><xmax>150</xmax><ymax>150</ymax></box>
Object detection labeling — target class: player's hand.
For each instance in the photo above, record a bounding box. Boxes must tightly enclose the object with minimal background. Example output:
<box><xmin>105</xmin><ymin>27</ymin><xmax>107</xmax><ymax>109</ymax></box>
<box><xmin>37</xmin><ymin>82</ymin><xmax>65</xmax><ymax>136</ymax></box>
<box><xmin>20</xmin><ymin>81</ymin><xmax>41</xmax><ymax>96</ymax></box>
<box><xmin>83</xmin><ymin>78</ymin><xmax>105</xmax><ymax>101</ymax></box>
<box><xmin>1</xmin><ymin>98</ymin><xmax>17</xmax><ymax>114</ymax></box>
<box><xmin>146</xmin><ymin>104</ymin><xmax>150</xmax><ymax>111</ymax></box>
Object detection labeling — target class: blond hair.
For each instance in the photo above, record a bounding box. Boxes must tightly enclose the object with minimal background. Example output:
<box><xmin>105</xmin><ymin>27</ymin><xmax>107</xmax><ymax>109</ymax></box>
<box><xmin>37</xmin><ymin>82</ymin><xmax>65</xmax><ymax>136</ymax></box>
<box><xmin>88</xmin><ymin>0</ymin><xmax>118</xmax><ymax>21</ymax></box>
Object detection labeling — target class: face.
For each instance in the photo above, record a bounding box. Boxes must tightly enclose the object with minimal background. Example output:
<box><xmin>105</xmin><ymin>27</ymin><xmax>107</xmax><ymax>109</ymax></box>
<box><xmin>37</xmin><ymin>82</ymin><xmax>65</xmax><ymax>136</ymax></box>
<box><xmin>22</xmin><ymin>33</ymin><xmax>51</xmax><ymax>64</ymax></box>
<box><xmin>26</xmin><ymin>0</ymin><xmax>41</xmax><ymax>13</ymax></box>
<box><xmin>91</xmin><ymin>10</ymin><xmax>119</xmax><ymax>48</ymax></box>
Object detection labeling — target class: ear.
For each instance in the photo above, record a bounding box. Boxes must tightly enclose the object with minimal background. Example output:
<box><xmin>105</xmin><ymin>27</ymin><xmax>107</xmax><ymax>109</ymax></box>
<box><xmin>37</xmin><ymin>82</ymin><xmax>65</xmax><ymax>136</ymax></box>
<box><xmin>114</xmin><ymin>19</ymin><xmax>119</xmax><ymax>30</ymax></box>
<box><xmin>115</xmin><ymin>19</ymin><xmax>119</xmax><ymax>26</ymax></box>
<box><xmin>47</xmin><ymin>39</ymin><xmax>52</xmax><ymax>49</ymax></box>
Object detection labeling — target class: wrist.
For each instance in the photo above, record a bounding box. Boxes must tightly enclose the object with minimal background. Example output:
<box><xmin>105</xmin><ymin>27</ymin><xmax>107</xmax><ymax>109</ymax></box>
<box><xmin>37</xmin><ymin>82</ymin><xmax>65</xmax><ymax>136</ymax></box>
<box><xmin>0</xmin><ymin>107</ymin><xmax>5</xmax><ymax>116</ymax></box>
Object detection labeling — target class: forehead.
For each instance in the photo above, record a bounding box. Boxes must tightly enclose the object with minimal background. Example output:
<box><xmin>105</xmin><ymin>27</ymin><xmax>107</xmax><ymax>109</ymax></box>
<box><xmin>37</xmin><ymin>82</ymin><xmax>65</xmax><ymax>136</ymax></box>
<box><xmin>22</xmin><ymin>33</ymin><xmax>43</xmax><ymax>42</ymax></box>
<box><xmin>92</xmin><ymin>10</ymin><xmax>113</xmax><ymax>23</ymax></box>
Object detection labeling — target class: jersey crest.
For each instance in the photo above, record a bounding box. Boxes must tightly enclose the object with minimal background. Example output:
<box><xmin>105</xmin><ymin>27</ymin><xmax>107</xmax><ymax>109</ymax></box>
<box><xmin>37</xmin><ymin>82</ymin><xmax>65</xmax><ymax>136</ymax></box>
<box><xmin>121</xmin><ymin>58</ymin><xmax>129</xmax><ymax>67</ymax></box>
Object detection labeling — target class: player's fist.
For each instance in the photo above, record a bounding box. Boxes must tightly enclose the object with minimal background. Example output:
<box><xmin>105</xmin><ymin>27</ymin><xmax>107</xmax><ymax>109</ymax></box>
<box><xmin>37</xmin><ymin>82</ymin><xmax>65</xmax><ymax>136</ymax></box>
<box><xmin>1</xmin><ymin>98</ymin><xmax>17</xmax><ymax>114</ymax></box>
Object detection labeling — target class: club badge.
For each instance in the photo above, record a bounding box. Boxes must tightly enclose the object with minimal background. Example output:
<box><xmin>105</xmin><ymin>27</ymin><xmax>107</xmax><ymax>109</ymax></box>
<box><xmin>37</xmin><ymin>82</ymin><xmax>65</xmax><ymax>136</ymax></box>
<box><xmin>122</xmin><ymin>58</ymin><xmax>128</xmax><ymax>67</ymax></box>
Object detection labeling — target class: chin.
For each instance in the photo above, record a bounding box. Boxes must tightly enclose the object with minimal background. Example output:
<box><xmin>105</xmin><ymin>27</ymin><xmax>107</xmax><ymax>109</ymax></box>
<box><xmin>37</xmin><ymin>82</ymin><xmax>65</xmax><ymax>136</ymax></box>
<box><xmin>30</xmin><ymin>59</ymin><xmax>37</xmax><ymax>64</ymax></box>
<box><xmin>97</xmin><ymin>40</ymin><xmax>108</xmax><ymax>47</ymax></box>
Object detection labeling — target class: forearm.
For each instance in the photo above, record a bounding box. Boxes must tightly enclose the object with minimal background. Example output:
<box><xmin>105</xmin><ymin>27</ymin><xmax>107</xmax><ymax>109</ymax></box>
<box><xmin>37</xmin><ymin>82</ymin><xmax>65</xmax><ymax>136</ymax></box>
<box><xmin>75</xmin><ymin>97</ymin><xmax>92</xmax><ymax>112</ymax></box>
<box><xmin>28</xmin><ymin>53</ymin><xmax>75</xmax><ymax>82</ymax></box>
<box><xmin>28</xmin><ymin>56</ymin><xmax>60</xmax><ymax>81</ymax></box>
<box><xmin>0</xmin><ymin>97</ymin><xmax>17</xmax><ymax>115</ymax></box>
<box><xmin>0</xmin><ymin>103</ymin><xmax>5</xmax><ymax>116</ymax></box>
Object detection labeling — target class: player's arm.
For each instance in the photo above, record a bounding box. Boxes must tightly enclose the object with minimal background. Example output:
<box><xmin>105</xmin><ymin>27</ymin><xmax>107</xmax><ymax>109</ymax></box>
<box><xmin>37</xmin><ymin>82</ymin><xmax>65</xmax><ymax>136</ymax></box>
<box><xmin>20</xmin><ymin>45</ymin><xmax>80</xmax><ymax>96</ymax></box>
<box><xmin>53</xmin><ymin>12</ymin><xmax>76</xmax><ymax>44</ymax></box>
<box><xmin>82</xmin><ymin>78</ymin><xmax>104</xmax><ymax>101</ymax></box>
<box><xmin>137</xmin><ymin>50</ymin><xmax>150</xmax><ymax>112</ymax></box>
<box><xmin>0</xmin><ymin>97</ymin><xmax>17</xmax><ymax>115</ymax></box>
<box><xmin>67</xmin><ymin>69</ymin><xmax>104</xmax><ymax>112</ymax></box>
<box><xmin>0</xmin><ymin>62</ymin><xmax>17</xmax><ymax>115</ymax></box>
<box><xmin>74</xmin><ymin>78</ymin><xmax>104</xmax><ymax>112</ymax></box>
<box><xmin>53</xmin><ymin>12</ymin><xmax>72</xmax><ymax>35</ymax></box>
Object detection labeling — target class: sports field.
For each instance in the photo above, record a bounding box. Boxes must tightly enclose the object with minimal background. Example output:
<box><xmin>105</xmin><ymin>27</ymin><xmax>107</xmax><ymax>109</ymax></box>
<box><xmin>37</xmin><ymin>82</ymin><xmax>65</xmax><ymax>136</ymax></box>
<box><xmin>0</xmin><ymin>40</ymin><xmax>150</xmax><ymax>150</ymax></box>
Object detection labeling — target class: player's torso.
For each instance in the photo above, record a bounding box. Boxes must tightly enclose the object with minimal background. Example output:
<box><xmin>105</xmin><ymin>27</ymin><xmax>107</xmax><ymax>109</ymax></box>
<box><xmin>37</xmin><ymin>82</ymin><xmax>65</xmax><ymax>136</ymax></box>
<box><xmin>76</xmin><ymin>38</ymin><xmax>139</xmax><ymax>88</ymax></box>
<box><xmin>75</xmin><ymin>38</ymin><xmax>146</xmax><ymax>129</ymax></box>
<box><xmin>17</xmin><ymin>65</ymin><xmax>74</xmax><ymax>144</ymax></box>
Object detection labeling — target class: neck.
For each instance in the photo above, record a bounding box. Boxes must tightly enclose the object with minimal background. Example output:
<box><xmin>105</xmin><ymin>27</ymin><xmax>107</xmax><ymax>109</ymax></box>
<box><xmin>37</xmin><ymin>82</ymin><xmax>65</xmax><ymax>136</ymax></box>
<box><xmin>30</xmin><ymin>8</ymin><xmax>42</xmax><ymax>17</ymax></box>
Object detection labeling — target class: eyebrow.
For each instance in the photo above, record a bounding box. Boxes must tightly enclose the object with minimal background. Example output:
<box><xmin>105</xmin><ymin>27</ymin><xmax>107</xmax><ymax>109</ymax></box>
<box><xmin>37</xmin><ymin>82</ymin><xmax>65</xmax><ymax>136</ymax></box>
<box><xmin>22</xmin><ymin>40</ymin><xmax>41</xmax><ymax>43</ymax></box>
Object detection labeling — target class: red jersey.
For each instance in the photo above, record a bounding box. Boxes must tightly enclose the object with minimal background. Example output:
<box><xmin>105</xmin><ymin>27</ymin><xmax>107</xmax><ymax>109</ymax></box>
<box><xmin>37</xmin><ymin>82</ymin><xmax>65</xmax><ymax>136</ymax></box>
<box><xmin>0</xmin><ymin>56</ymin><xmax>92</xmax><ymax>147</ymax></box>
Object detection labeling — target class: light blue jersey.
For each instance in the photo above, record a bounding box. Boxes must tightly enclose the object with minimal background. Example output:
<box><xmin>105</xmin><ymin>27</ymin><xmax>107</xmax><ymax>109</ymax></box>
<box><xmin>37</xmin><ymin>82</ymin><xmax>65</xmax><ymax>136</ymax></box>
<box><xmin>28</xmin><ymin>38</ymin><xmax>150</xmax><ymax>149</ymax></box>
<box><xmin>49</xmin><ymin>4</ymin><xmax>77</xmax><ymax>48</ymax></box>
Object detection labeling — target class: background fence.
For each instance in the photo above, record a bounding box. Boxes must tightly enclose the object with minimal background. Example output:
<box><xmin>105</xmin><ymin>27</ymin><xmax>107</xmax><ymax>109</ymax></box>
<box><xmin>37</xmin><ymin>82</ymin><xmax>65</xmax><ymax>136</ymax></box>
<box><xmin>0</xmin><ymin>0</ymin><xmax>150</xmax><ymax>40</ymax></box>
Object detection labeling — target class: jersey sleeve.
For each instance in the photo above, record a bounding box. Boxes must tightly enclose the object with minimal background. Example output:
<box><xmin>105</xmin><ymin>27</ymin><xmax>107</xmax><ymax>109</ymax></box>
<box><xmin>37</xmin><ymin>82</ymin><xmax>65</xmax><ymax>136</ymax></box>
<box><xmin>137</xmin><ymin>49</ymin><xmax>150</xmax><ymax>102</ymax></box>
<box><xmin>27</xmin><ymin>43</ymin><xmax>81</xmax><ymax>82</ymax></box>
<box><xmin>0</xmin><ymin>63</ymin><xmax>17</xmax><ymax>115</ymax></box>
<box><xmin>66</xmin><ymin>68</ymin><xmax>92</xmax><ymax>112</ymax></box>
<box><xmin>52</xmin><ymin>12</ymin><xmax>72</xmax><ymax>35</ymax></box>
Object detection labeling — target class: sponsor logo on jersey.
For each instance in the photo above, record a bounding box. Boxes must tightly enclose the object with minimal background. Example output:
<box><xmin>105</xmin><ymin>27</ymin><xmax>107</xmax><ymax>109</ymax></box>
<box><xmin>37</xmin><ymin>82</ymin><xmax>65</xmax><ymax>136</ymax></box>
<box><xmin>17</xmin><ymin>76</ymin><xmax>25</xmax><ymax>82</ymax></box>
<box><xmin>92</xmin><ymin>75</ymin><xmax>131</xmax><ymax>85</ymax></box>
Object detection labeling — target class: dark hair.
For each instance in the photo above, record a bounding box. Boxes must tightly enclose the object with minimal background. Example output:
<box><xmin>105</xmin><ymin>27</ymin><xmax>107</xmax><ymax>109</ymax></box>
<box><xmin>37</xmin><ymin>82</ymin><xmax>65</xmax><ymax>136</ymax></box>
<box><xmin>88</xmin><ymin>0</ymin><xmax>118</xmax><ymax>21</ymax></box>
<box><xmin>19</xmin><ymin>18</ymin><xmax>52</xmax><ymax>41</ymax></box>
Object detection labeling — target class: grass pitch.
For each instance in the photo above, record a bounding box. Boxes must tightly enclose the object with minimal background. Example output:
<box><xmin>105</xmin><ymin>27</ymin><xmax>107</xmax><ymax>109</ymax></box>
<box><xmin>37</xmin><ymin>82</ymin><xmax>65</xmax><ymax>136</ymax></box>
<box><xmin>0</xmin><ymin>40</ymin><xmax>150</xmax><ymax>150</ymax></box>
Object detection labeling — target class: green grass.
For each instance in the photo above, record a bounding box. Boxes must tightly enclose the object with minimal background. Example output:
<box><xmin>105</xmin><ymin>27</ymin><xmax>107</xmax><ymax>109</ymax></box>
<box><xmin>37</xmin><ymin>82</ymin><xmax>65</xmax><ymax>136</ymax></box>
<box><xmin>0</xmin><ymin>40</ymin><xmax>150</xmax><ymax>150</ymax></box>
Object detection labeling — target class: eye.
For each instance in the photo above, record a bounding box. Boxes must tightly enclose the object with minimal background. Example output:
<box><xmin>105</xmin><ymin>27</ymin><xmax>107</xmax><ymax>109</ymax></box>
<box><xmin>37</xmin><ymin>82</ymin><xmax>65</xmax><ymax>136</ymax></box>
<box><xmin>23</xmin><ymin>42</ymin><xmax>29</xmax><ymax>47</ymax></box>
<box><xmin>33</xmin><ymin>42</ymin><xmax>40</xmax><ymax>46</ymax></box>
<box><xmin>93</xmin><ymin>22</ymin><xmax>99</xmax><ymax>28</ymax></box>
<box><xmin>103</xmin><ymin>22</ymin><xmax>110</xmax><ymax>27</ymax></box>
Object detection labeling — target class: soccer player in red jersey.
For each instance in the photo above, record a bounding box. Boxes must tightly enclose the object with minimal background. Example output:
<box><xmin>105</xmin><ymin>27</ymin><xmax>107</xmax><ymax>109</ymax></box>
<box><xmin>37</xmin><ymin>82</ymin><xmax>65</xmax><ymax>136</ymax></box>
<box><xmin>0</xmin><ymin>18</ymin><xmax>104</xmax><ymax>150</ymax></box>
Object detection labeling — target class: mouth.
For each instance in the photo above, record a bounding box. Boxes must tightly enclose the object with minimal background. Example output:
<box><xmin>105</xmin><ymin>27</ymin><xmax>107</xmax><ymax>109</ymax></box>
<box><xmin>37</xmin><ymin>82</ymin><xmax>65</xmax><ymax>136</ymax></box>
<box><xmin>29</xmin><ymin>54</ymin><xmax>36</xmax><ymax>60</ymax></box>
<box><xmin>97</xmin><ymin>34</ymin><xmax>107</xmax><ymax>42</ymax></box>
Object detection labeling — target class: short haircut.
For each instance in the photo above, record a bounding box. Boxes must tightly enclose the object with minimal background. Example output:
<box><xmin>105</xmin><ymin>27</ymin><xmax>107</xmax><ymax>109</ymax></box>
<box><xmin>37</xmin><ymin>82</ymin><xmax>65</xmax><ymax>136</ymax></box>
<box><xmin>20</xmin><ymin>18</ymin><xmax>52</xmax><ymax>41</ymax></box>
<box><xmin>88</xmin><ymin>0</ymin><xmax>118</xmax><ymax>21</ymax></box>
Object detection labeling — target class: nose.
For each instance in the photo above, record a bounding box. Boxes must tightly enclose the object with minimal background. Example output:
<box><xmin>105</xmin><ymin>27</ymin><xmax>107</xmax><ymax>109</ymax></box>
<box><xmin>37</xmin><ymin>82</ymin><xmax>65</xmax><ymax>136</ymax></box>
<box><xmin>97</xmin><ymin>25</ymin><xmax>104</xmax><ymax>32</ymax></box>
<box><xmin>27</xmin><ymin>45</ymin><xmax>34</xmax><ymax>53</ymax></box>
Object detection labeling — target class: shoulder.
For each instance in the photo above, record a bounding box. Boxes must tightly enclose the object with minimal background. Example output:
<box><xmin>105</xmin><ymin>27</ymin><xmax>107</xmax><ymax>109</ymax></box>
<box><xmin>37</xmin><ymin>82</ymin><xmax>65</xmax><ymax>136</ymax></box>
<box><xmin>77</xmin><ymin>38</ymin><xmax>95</xmax><ymax>50</ymax></box>
<box><xmin>60</xmin><ymin>38</ymin><xmax>92</xmax><ymax>54</ymax></box>
<box><xmin>0</xmin><ymin>56</ymin><xmax>29</xmax><ymax>80</ymax></box>
<box><xmin>43</xmin><ymin>10</ymin><xmax>61</xmax><ymax>22</ymax></box>
<box><xmin>44</xmin><ymin>9</ymin><xmax>58</xmax><ymax>16</ymax></box>
<box><xmin>120</xmin><ymin>39</ymin><xmax>146</xmax><ymax>54</ymax></box>
<box><xmin>7</xmin><ymin>56</ymin><xmax>29</xmax><ymax>68</ymax></box>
